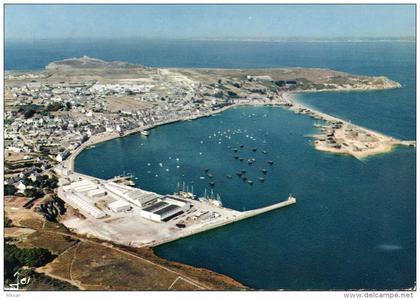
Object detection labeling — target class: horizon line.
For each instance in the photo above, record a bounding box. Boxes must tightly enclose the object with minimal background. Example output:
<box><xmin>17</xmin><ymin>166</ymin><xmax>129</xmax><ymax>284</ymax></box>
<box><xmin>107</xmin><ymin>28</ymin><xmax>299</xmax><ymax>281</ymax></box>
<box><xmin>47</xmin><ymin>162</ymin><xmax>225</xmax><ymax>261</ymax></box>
<box><xmin>5</xmin><ymin>36</ymin><xmax>416</xmax><ymax>43</ymax></box>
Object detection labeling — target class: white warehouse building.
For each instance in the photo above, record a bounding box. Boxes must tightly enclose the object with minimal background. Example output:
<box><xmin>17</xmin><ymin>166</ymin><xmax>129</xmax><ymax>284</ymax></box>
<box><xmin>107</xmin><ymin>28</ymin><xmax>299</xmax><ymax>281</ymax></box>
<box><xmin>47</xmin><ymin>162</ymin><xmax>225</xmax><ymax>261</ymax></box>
<box><xmin>63</xmin><ymin>180</ymin><xmax>98</xmax><ymax>193</ymax></box>
<box><xmin>104</xmin><ymin>182</ymin><xmax>159</xmax><ymax>207</ymax></box>
<box><xmin>108</xmin><ymin>200</ymin><xmax>131</xmax><ymax>213</ymax></box>
<box><xmin>66</xmin><ymin>192</ymin><xmax>106</xmax><ymax>219</ymax></box>
<box><xmin>140</xmin><ymin>196</ymin><xmax>191</xmax><ymax>222</ymax></box>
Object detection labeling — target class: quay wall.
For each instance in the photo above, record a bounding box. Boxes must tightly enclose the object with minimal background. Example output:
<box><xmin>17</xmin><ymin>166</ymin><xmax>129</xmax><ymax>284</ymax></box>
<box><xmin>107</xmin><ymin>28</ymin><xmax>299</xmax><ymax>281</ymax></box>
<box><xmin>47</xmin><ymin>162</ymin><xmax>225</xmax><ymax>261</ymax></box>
<box><xmin>150</xmin><ymin>197</ymin><xmax>296</xmax><ymax>247</ymax></box>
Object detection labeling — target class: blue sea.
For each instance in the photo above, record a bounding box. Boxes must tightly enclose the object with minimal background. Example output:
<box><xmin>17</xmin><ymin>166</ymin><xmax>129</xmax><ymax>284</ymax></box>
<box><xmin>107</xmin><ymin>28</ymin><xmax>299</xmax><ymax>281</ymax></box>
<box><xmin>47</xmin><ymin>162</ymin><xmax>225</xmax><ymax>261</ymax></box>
<box><xmin>7</xmin><ymin>39</ymin><xmax>416</xmax><ymax>290</ymax></box>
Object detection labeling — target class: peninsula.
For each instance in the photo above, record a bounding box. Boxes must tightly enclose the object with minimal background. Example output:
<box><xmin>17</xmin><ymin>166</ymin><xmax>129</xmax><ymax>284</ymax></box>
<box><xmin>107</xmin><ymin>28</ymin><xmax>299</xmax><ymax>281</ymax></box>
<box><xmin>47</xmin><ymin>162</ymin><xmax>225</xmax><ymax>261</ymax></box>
<box><xmin>4</xmin><ymin>57</ymin><xmax>415</xmax><ymax>290</ymax></box>
<box><xmin>6</xmin><ymin>56</ymin><xmax>413</xmax><ymax>165</ymax></box>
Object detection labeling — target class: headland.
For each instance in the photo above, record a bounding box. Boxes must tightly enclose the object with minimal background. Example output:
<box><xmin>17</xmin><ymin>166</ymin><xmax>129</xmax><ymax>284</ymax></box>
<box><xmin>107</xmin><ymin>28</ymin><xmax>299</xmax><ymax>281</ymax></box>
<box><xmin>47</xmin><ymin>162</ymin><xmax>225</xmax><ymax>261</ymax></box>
<box><xmin>4</xmin><ymin>56</ymin><xmax>415</xmax><ymax>289</ymax></box>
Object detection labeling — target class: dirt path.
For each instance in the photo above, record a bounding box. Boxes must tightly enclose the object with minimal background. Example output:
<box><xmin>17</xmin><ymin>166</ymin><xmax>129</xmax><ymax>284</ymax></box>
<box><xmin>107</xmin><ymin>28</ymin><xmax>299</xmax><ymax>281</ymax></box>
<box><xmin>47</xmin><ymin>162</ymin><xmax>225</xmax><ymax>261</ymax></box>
<box><xmin>38</xmin><ymin>229</ymin><xmax>209</xmax><ymax>290</ymax></box>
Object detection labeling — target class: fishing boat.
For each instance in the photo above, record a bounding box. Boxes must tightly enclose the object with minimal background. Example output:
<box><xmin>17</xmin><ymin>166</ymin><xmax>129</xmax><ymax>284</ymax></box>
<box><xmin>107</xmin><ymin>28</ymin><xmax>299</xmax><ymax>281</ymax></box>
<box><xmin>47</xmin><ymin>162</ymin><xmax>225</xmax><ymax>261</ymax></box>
<box><xmin>268</xmin><ymin>160</ymin><xmax>274</xmax><ymax>165</ymax></box>
<box><xmin>261</xmin><ymin>169</ymin><xmax>267</xmax><ymax>174</ymax></box>
<box><xmin>241</xmin><ymin>169</ymin><xmax>246</xmax><ymax>173</ymax></box>
<box><xmin>252</xmin><ymin>148</ymin><xmax>257</xmax><ymax>152</ymax></box>
<box><xmin>234</xmin><ymin>156</ymin><xmax>239</xmax><ymax>159</ymax></box>
<box><xmin>209</xmin><ymin>181</ymin><xmax>215</xmax><ymax>186</ymax></box>
<box><xmin>233</xmin><ymin>148</ymin><xmax>238</xmax><ymax>152</ymax></box>
<box><xmin>248</xmin><ymin>160</ymin><xmax>253</xmax><ymax>165</ymax></box>
<box><xmin>207</xmin><ymin>173</ymin><xmax>214</xmax><ymax>178</ymax></box>
<box><xmin>226</xmin><ymin>174</ymin><xmax>232</xmax><ymax>179</ymax></box>
<box><xmin>247</xmin><ymin>180</ymin><xmax>253</xmax><ymax>185</ymax></box>
<box><xmin>239</xmin><ymin>157</ymin><xmax>244</xmax><ymax>162</ymax></box>
<box><xmin>262</xmin><ymin>150</ymin><xmax>267</xmax><ymax>154</ymax></box>
<box><xmin>242</xmin><ymin>176</ymin><xmax>247</xmax><ymax>181</ymax></box>
<box><xmin>140</xmin><ymin>130</ymin><xmax>150</xmax><ymax>136</ymax></box>
<box><xmin>204</xmin><ymin>168</ymin><xmax>210</xmax><ymax>172</ymax></box>
<box><xmin>236</xmin><ymin>172</ymin><xmax>242</xmax><ymax>176</ymax></box>
<box><xmin>240</xmin><ymin>145</ymin><xmax>244</xmax><ymax>148</ymax></box>
<box><xmin>259</xmin><ymin>177</ymin><xmax>265</xmax><ymax>182</ymax></box>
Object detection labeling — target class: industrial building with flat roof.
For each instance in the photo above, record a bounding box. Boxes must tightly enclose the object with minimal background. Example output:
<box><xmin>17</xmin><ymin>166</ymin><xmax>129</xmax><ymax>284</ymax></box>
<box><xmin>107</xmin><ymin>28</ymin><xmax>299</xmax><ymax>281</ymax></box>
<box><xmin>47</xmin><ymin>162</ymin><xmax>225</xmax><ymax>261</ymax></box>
<box><xmin>140</xmin><ymin>196</ymin><xmax>191</xmax><ymax>222</ymax></box>
<box><xmin>108</xmin><ymin>200</ymin><xmax>131</xmax><ymax>213</ymax></box>
<box><xmin>104</xmin><ymin>182</ymin><xmax>159</xmax><ymax>207</ymax></box>
<box><xmin>61</xmin><ymin>178</ymin><xmax>192</xmax><ymax>223</ymax></box>
<box><xmin>66</xmin><ymin>192</ymin><xmax>107</xmax><ymax>219</ymax></box>
<box><xmin>63</xmin><ymin>179</ymin><xmax>99</xmax><ymax>193</ymax></box>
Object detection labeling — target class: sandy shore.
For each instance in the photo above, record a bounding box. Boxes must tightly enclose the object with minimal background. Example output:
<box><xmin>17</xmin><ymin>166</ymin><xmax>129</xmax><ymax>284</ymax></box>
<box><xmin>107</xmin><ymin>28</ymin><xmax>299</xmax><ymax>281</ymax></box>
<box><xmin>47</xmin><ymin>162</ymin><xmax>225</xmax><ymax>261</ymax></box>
<box><xmin>284</xmin><ymin>92</ymin><xmax>415</xmax><ymax>159</ymax></box>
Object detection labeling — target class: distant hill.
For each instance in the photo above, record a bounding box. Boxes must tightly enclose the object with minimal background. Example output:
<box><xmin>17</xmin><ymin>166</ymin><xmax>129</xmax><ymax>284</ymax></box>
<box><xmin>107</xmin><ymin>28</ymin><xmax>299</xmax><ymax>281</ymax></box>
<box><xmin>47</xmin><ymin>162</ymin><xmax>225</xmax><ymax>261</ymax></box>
<box><xmin>45</xmin><ymin>56</ymin><xmax>143</xmax><ymax>70</ymax></box>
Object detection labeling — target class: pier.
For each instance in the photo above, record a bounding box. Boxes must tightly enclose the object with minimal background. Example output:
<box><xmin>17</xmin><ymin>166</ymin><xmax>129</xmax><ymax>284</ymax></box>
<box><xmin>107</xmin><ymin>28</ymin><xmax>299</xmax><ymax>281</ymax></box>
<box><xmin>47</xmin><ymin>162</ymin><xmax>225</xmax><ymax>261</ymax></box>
<box><xmin>239</xmin><ymin>195</ymin><xmax>296</xmax><ymax>220</ymax></box>
<box><xmin>148</xmin><ymin>195</ymin><xmax>296</xmax><ymax>247</ymax></box>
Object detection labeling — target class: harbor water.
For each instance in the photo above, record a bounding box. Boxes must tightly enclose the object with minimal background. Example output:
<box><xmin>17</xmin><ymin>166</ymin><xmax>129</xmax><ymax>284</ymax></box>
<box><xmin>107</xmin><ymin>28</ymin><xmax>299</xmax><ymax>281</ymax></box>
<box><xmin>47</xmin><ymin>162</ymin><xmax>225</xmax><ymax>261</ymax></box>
<box><xmin>9</xmin><ymin>39</ymin><xmax>416</xmax><ymax>290</ymax></box>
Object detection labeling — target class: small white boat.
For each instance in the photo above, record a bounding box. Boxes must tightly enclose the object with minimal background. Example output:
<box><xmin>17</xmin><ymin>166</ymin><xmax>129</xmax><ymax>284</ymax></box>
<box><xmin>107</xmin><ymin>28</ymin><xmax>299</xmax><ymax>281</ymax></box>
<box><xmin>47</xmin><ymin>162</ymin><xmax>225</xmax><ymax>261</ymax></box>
<box><xmin>140</xmin><ymin>130</ymin><xmax>150</xmax><ymax>136</ymax></box>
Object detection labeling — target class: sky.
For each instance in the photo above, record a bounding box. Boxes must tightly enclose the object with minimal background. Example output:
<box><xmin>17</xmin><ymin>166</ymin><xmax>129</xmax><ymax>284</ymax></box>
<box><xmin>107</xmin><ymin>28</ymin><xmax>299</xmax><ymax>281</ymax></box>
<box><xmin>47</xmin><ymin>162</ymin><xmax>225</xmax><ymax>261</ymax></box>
<box><xmin>5</xmin><ymin>4</ymin><xmax>416</xmax><ymax>41</ymax></box>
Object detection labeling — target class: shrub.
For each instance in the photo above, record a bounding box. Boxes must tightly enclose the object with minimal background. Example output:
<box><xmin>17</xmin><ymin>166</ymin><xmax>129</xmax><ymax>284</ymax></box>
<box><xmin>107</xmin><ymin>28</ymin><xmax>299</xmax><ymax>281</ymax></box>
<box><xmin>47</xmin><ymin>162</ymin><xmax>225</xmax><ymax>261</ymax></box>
<box><xmin>4</xmin><ymin>184</ymin><xmax>17</xmax><ymax>196</ymax></box>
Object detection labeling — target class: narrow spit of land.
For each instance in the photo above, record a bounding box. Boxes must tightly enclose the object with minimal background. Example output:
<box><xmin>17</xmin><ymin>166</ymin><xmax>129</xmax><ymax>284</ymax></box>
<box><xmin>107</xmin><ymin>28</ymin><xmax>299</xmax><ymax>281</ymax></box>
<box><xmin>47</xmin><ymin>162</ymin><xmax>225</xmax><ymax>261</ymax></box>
<box><xmin>281</xmin><ymin>93</ymin><xmax>416</xmax><ymax>159</ymax></box>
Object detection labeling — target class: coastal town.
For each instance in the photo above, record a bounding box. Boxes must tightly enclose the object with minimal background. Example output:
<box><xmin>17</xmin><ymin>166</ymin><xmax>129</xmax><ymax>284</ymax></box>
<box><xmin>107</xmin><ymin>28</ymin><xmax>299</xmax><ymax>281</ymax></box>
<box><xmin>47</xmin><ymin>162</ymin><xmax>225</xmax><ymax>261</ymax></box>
<box><xmin>3</xmin><ymin>1</ymin><xmax>416</xmax><ymax>294</ymax></box>
<box><xmin>5</xmin><ymin>57</ymin><xmax>415</xmax><ymax>215</ymax></box>
<box><xmin>4</xmin><ymin>56</ymin><xmax>415</xmax><ymax>290</ymax></box>
<box><xmin>5</xmin><ymin>56</ymin><xmax>412</xmax><ymax>198</ymax></box>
